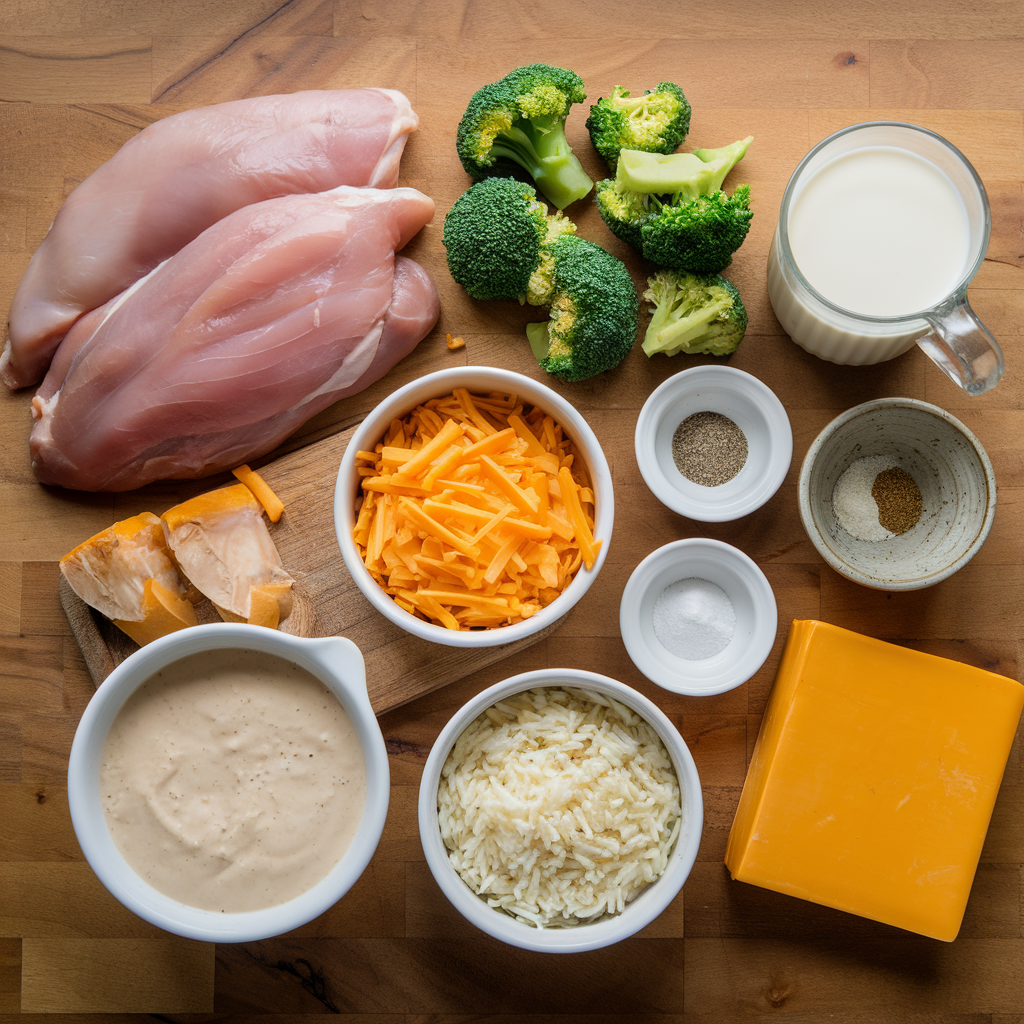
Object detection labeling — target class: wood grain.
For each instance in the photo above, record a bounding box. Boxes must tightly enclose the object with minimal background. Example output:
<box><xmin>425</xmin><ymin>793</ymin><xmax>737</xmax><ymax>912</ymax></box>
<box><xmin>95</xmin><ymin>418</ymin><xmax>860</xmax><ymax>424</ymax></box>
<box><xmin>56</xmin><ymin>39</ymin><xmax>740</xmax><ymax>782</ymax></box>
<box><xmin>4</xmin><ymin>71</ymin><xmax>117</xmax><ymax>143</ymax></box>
<box><xmin>2</xmin><ymin>0</ymin><xmax>1024</xmax><ymax>1018</ymax></box>
<box><xmin>20</xmin><ymin>937</ymin><xmax>214</xmax><ymax>1013</ymax></box>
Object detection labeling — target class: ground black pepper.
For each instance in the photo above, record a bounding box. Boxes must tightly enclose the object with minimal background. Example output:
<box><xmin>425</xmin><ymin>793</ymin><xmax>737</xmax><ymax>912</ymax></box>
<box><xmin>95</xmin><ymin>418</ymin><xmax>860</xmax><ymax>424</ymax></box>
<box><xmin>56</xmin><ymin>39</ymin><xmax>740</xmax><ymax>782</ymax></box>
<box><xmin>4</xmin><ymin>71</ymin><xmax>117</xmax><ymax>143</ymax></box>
<box><xmin>671</xmin><ymin>411</ymin><xmax>748</xmax><ymax>487</ymax></box>
<box><xmin>871</xmin><ymin>466</ymin><xmax>922</xmax><ymax>535</ymax></box>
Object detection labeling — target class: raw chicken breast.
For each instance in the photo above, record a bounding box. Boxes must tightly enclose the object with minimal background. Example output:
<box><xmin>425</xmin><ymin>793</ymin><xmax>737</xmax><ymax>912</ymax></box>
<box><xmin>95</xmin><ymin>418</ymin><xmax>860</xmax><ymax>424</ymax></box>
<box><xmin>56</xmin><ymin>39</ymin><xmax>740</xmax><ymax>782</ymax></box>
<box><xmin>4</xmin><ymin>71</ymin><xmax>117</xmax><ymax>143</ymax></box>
<box><xmin>3</xmin><ymin>88</ymin><xmax>418</xmax><ymax>390</ymax></box>
<box><xmin>30</xmin><ymin>186</ymin><xmax>439</xmax><ymax>492</ymax></box>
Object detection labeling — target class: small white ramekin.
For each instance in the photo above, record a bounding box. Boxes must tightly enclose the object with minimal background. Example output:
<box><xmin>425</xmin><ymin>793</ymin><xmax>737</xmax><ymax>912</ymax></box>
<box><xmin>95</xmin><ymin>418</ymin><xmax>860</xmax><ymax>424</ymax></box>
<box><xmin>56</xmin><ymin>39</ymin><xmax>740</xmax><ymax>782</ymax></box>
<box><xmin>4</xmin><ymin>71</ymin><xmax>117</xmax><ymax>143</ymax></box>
<box><xmin>635</xmin><ymin>365</ymin><xmax>792</xmax><ymax>522</ymax></box>
<box><xmin>334</xmin><ymin>367</ymin><xmax>614</xmax><ymax>647</ymax></box>
<box><xmin>619</xmin><ymin>538</ymin><xmax>778</xmax><ymax>696</ymax></box>
<box><xmin>67</xmin><ymin>624</ymin><xmax>389</xmax><ymax>943</ymax></box>
<box><xmin>417</xmin><ymin>668</ymin><xmax>703</xmax><ymax>953</ymax></box>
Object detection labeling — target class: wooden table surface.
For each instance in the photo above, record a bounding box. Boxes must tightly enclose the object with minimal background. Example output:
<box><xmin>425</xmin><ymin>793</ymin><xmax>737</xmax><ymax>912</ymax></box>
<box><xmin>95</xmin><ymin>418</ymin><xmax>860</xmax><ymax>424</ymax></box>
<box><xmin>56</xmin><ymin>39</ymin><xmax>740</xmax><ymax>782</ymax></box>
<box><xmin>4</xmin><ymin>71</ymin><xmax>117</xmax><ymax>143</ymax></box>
<box><xmin>3</xmin><ymin>0</ymin><xmax>1024</xmax><ymax>1017</ymax></box>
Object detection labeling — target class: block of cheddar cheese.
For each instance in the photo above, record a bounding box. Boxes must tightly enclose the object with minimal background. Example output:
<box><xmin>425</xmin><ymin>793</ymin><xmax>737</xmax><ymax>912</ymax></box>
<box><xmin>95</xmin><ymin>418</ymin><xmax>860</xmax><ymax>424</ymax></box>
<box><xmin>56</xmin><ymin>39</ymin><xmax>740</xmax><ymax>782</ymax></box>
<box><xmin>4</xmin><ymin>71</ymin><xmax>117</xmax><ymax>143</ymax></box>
<box><xmin>161</xmin><ymin>483</ymin><xmax>293</xmax><ymax>627</ymax></box>
<box><xmin>60</xmin><ymin>512</ymin><xmax>198</xmax><ymax>646</ymax></box>
<box><xmin>725</xmin><ymin>619</ymin><xmax>1023</xmax><ymax>941</ymax></box>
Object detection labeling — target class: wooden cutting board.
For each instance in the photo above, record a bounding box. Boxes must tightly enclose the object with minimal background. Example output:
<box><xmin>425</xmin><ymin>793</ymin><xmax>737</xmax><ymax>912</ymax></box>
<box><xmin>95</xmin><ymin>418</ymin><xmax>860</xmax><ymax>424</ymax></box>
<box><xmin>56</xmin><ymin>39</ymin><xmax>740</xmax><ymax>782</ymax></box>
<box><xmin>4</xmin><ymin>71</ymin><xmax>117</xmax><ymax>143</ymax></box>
<box><xmin>60</xmin><ymin>422</ymin><xmax>563</xmax><ymax>714</ymax></box>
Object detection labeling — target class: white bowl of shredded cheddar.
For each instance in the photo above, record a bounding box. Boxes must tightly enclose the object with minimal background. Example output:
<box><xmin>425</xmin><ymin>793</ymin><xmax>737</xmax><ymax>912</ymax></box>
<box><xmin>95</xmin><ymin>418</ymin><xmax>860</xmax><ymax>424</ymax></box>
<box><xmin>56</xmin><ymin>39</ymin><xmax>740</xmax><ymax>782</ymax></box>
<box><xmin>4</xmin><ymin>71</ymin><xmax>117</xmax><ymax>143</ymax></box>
<box><xmin>334</xmin><ymin>367</ymin><xmax>614</xmax><ymax>646</ymax></box>
<box><xmin>418</xmin><ymin>668</ymin><xmax>703</xmax><ymax>953</ymax></box>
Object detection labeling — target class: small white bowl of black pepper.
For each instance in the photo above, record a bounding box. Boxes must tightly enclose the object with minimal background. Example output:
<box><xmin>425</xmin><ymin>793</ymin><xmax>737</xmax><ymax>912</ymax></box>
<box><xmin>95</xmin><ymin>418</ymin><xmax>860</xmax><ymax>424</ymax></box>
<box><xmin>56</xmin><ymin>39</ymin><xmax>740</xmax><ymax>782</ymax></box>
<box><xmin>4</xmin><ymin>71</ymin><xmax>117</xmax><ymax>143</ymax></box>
<box><xmin>799</xmin><ymin>398</ymin><xmax>996</xmax><ymax>590</ymax></box>
<box><xmin>635</xmin><ymin>366</ymin><xmax>793</xmax><ymax>522</ymax></box>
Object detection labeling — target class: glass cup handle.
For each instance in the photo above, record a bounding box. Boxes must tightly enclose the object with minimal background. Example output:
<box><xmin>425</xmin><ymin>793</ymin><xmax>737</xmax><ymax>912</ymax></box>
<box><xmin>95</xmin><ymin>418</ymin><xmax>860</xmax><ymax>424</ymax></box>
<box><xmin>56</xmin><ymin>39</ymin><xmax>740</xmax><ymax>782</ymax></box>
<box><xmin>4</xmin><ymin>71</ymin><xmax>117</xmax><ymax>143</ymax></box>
<box><xmin>917</xmin><ymin>295</ymin><xmax>1004</xmax><ymax>396</ymax></box>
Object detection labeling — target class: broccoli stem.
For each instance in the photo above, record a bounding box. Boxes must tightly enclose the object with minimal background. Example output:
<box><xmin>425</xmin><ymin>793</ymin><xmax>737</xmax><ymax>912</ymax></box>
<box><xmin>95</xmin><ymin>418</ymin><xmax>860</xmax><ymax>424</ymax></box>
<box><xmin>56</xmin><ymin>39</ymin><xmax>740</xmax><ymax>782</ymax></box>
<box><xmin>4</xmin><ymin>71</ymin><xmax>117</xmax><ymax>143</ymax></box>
<box><xmin>616</xmin><ymin>138</ymin><xmax>753</xmax><ymax>202</ymax></box>
<box><xmin>526</xmin><ymin>322</ymin><xmax>551</xmax><ymax>361</ymax></box>
<box><xmin>490</xmin><ymin>116</ymin><xmax>593</xmax><ymax>209</ymax></box>
<box><xmin>646</xmin><ymin>295</ymin><xmax>732</xmax><ymax>351</ymax></box>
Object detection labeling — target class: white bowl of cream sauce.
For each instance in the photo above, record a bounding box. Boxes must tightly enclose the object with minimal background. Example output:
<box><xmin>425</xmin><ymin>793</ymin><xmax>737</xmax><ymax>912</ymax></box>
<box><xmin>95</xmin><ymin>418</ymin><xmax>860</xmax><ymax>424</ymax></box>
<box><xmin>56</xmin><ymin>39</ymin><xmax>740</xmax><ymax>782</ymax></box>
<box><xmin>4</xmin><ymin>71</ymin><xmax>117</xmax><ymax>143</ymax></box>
<box><xmin>68</xmin><ymin>624</ymin><xmax>389</xmax><ymax>942</ymax></box>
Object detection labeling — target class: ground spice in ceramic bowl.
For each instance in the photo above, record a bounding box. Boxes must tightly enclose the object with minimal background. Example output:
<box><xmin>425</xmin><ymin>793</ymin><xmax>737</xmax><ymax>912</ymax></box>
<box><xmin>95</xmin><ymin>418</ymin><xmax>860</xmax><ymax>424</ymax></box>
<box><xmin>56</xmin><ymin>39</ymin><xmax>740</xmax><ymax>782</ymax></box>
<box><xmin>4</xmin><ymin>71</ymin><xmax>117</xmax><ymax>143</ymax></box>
<box><xmin>832</xmin><ymin>456</ymin><xmax>923</xmax><ymax>541</ymax></box>
<box><xmin>799</xmin><ymin>399</ymin><xmax>995</xmax><ymax>591</ymax></box>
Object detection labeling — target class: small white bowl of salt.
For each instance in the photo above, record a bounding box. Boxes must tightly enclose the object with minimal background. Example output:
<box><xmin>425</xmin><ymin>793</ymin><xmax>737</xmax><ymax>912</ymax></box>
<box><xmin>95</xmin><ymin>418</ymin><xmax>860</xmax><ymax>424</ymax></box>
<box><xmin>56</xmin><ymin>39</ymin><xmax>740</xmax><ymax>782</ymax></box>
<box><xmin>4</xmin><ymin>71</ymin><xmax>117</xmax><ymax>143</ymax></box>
<box><xmin>619</xmin><ymin>538</ymin><xmax>778</xmax><ymax>696</ymax></box>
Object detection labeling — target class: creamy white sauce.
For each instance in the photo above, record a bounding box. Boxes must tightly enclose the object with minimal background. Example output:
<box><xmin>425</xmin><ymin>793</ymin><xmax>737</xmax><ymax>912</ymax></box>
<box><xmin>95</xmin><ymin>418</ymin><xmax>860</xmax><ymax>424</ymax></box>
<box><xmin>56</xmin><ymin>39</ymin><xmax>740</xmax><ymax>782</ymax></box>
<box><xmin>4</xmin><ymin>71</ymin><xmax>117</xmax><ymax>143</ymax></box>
<box><xmin>788</xmin><ymin>146</ymin><xmax>970</xmax><ymax>317</ymax></box>
<box><xmin>101</xmin><ymin>649</ymin><xmax>366</xmax><ymax>913</ymax></box>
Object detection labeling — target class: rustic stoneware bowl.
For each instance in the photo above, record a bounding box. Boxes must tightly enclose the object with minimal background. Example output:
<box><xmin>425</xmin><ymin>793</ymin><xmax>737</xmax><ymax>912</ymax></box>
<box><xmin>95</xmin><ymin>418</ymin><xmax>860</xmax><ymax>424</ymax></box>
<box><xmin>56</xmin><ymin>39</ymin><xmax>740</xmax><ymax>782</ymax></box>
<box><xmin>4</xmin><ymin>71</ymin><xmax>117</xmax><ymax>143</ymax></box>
<box><xmin>418</xmin><ymin>668</ymin><xmax>703</xmax><ymax>953</ymax></box>
<box><xmin>799</xmin><ymin>398</ymin><xmax>996</xmax><ymax>590</ymax></box>
<box><xmin>635</xmin><ymin>366</ymin><xmax>792</xmax><ymax>523</ymax></box>
<box><xmin>335</xmin><ymin>367</ymin><xmax>614</xmax><ymax>647</ymax></box>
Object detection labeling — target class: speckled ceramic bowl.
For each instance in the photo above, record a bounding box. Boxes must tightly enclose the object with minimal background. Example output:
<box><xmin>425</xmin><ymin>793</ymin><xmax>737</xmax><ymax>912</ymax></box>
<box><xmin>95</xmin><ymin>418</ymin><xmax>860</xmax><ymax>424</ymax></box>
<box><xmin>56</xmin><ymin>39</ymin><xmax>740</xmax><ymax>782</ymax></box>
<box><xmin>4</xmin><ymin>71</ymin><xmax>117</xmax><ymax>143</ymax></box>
<box><xmin>799</xmin><ymin>398</ymin><xmax>996</xmax><ymax>590</ymax></box>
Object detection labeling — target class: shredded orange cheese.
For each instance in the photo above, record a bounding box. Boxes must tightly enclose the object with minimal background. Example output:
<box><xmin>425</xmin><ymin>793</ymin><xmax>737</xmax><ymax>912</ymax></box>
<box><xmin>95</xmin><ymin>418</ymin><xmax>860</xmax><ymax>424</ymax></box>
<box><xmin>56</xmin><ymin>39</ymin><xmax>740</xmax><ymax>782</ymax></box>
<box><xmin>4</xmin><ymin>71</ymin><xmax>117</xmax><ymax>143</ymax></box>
<box><xmin>231</xmin><ymin>464</ymin><xmax>285</xmax><ymax>522</ymax></box>
<box><xmin>446</xmin><ymin>333</ymin><xmax>466</xmax><ymax>351</ymax></box>
<box><xmin>352</xmin><ymin>389</ymin><xmax>601</xmax><ymax>631</ymax></box>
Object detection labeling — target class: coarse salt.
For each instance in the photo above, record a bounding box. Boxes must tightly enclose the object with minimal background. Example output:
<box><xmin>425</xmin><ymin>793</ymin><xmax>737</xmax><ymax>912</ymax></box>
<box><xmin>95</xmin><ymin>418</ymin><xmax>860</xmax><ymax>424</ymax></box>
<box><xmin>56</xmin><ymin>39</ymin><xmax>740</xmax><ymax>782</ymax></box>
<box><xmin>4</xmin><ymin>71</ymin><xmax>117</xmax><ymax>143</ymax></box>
<box><xmin>652</xmin><ymin>577</ymin><xmax>736</xmax><ymax>661</ymax></box>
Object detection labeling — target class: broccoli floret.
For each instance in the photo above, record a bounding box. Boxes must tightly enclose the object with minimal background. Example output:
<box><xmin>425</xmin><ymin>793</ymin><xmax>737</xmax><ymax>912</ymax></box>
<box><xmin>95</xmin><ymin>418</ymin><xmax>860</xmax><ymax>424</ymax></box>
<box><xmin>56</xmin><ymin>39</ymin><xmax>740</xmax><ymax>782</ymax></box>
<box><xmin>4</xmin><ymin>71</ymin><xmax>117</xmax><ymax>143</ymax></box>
<box><xmin>455</xmin><ymin>64</ymin><xmax>593</xmax><ymax>210</ymax></box>
<box><xmin>525</xmin><ymin>234</ymin><xmax>639</xmax><ymax>381</ymax></box>
<box><xmin>596</xmin><ymin>136</ymin><xmax>754</xmax><ymax>274</ymax></box>
<box><xmin>442</xmin><ymin>180</ymin><xmax>638</xmax><ymax>381</ymax></box>
<box><xmin>585</xmin><ymin>82</ymin><xmax>691</xmax><ymax>171</ymax></box>
<box><xmin>642</xmin><ymin>270</ymin><xmax>747</xmax><ymax>358</ymax></box>
<box><xmin>594</xmin><ymin>177</ymin><xmax>647</xmax><ymax>249</ymax></box>
<box><xmin>642</xmin><ymin>185</ymin><xmax>753</xmax><ymax>275</ymax></box>
<box><xmin>442</xmin><ymin>178</ymin><xmax>575</xmax><ymax>302</ymax></box>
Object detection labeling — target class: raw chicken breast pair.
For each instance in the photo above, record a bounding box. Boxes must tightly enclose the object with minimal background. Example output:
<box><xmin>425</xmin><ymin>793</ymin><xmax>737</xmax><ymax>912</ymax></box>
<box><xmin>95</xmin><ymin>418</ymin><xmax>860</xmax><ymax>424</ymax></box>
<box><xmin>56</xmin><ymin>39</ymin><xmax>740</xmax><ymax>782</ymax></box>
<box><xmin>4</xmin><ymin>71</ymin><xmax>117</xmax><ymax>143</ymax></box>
<box><xmin>7</xmin><ymin>89</ymin><xmax>441</xmax><ymax>491</ymax></box>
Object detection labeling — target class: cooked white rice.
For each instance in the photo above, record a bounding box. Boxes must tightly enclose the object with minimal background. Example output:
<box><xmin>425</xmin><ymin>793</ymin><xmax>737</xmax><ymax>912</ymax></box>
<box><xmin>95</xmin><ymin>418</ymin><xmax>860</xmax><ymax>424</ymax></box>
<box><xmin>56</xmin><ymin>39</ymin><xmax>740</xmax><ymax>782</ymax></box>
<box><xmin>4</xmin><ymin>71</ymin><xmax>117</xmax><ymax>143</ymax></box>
<box><xmin>437</xmin><ymin>686</ymin><xmax>682</xmax><ymax>928</ymax></box>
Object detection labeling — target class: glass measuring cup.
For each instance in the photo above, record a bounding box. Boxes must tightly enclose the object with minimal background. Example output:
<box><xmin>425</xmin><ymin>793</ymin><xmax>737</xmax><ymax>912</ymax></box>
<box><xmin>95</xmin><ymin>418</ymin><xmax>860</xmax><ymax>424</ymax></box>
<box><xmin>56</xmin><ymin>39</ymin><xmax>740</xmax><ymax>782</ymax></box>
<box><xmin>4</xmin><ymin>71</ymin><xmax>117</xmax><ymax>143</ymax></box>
<box><xmin>766</xmin><ymin>122</ymin><xmax>1003</xmax><ymax>396</ymax></box>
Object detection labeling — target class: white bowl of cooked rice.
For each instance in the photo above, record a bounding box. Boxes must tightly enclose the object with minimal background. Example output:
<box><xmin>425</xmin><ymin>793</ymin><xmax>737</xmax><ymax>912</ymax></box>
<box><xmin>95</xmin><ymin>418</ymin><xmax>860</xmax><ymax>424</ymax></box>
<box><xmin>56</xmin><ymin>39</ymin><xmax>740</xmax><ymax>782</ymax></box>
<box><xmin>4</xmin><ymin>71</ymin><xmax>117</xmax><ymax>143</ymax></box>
<box><xmin>417</xmin><ymin>668</ymin><xmax>703</xmax><ymax>953</ymax></box>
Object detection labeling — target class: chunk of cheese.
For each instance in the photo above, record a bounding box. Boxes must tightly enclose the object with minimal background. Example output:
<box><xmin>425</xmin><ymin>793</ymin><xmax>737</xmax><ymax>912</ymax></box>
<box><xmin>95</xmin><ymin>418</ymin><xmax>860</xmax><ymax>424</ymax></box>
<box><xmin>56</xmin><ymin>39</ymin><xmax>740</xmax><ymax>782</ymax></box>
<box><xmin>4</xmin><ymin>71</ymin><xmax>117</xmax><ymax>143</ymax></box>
<box><xmin>725</xmin><ymin>619</ymin><xmax>1023</xmax><ymax>942</ymax></box>
<box><xmin>60</xmin><ymin>512</ymin><xmax>197</xmax><ymax>645</ymax></box>
<box><xmin>162</xmin><ymin>484</ymin><xmax>293</xmax><ymax>625</ymax></box>
<box><xmin>113</xmin><ymin>577</ymin><xmax>197</xmax><ymax>646</ymax></box>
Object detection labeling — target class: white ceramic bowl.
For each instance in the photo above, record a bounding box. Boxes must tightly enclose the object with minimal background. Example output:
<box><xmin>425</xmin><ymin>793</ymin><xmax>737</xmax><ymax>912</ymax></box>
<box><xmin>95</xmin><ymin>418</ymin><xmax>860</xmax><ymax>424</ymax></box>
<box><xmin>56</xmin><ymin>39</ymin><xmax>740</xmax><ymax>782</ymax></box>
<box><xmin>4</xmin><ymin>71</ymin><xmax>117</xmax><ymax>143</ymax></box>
<box><xmin>335</xmin><ymin>367</ymin><xmax>614</xmax><ymax>647</ymax></box>
<box><xmin>619</xmin><ymin>539</ymin><xmax>778</xmax><ymax>696</ymax></box>
<box><xmin>418</xmin><ymin>668</ymin><xmax>703</xmax><ymax>953</ymax></box>
<box><xmin>67</xmin><ymin>625</ymin><xmax>390</xmax><ymax>943</ymax></box>
<box><xmin>635</xmin><ymin>366</ymin><xmax>792</xmax><ymax>522</ymax></box>
<box><xmin>799</xmin><ymin>398</ymin><xmax>996</xmax><ymax>590</ymax></box>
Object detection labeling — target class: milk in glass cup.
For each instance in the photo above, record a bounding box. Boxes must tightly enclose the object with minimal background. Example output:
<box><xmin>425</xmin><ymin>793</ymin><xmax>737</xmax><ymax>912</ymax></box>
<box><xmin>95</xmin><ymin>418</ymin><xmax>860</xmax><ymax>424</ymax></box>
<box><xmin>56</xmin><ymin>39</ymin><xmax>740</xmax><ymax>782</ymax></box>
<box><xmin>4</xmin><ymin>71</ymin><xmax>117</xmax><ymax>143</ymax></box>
<box><xmin>767</xmin><ymin>122</ymin><xmax>1003</xmax><ymax>396</ymax></box>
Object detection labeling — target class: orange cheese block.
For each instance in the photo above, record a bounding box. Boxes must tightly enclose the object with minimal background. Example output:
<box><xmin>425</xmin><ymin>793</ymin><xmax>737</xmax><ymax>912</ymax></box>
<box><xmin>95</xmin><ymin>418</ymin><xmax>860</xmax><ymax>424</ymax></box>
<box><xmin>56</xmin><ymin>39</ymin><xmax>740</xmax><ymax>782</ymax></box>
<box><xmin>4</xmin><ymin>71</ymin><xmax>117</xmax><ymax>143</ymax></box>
<box><xmin>162</xmin><ymin>483</ymin><xmax>293</xmax><ymax>626</ymax></box>
<box><xmin>113</xmin><ymin>578</ymin><xmax>198</xmax><ymax>646</ymax></box>
<box><xmin>725</xmin><ymin>619</ymin><xmax>1023</xmax><ymax>942</ymax></box>
<box><xmin>60</xmin><ymin>512</ymin><xmax>197</xmax><ymax>645</ymax></box>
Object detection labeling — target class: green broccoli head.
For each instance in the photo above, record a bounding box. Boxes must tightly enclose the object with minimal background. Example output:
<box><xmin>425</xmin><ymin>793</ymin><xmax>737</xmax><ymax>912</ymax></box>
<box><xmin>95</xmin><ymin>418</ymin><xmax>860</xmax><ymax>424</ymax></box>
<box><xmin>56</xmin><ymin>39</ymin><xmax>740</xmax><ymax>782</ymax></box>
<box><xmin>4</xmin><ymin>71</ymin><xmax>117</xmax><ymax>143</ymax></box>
<box><xmin>594</xmin><ymin>177</ymin><xmax>647</xmax><ymax>249</ymax></box>
<box><xmin>442</xmin><ymin>178</ymin><xmax>576</xmax><ymax>303</ymax></box>
<box><xmin>525</xmin><ymin>234</ymin><xmax>640</xmax><ymax>382</ymax></box>
<box><xmin>642</xmin><ymin>185</ymin><xmax>753</xmax><ymax>274</ymax></box>
<box><xmin>595</xmin><ymin>137</ymin><xmax>754</xmax><ymax>273</ymax></box>
<box><xmin>455</xmin><ymin>64</ymin><xmax>593</xmax><ymax>210</ymax></box>
<box><xmin>585</xmin><ymin>82</ymin><xmax>691</xmax><ymax>171</ymax></box>
<box><xmin>642</xmin><ymin>270</ymin><xmax>748</xmax><ymax>358</ymax></box>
